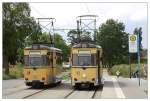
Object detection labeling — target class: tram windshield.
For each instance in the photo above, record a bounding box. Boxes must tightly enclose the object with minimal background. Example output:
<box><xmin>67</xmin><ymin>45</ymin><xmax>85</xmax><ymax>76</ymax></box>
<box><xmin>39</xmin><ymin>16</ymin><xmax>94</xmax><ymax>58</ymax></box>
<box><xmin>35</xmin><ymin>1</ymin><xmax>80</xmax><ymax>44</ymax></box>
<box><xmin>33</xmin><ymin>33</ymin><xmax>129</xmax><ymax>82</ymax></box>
<box><xmin>29</xmin><ymin>56</ymin><xmax>42</xmax><ymax>66</ymax></box>
<box><xmin>72</xmin><ymin>54</ymin><xmax>96</xmax><ymax>66</ymax></box>
<box><xmin>24</xmin><ymin>55</ymin><xmax>50</xmax><ymax>67</ymax></box>
<box><xmin>78</xmin><ymin>54</ymin><xmax>91</xmax><ymax>66</ymax></box>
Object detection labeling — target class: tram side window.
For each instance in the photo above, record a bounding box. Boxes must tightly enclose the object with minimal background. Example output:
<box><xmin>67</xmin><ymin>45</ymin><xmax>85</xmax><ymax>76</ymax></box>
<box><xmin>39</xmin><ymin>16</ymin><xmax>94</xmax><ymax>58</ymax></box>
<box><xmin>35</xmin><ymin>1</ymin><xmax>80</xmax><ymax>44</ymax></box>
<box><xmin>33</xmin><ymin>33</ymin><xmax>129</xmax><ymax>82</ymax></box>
<box><xmin>72</xmin><ymin>54</ymin><xmax>78</xmax><ymax>66</ymax></box>
<box><xmin>24</xmin><ymin>55</ymin><xmax>29</xmax><ymax>66</ymax></box>
<box><xmin>56</xmin><ymin>53</ymin><xmax>62</xmax><ymax>65</ymax></box>
<box><xmin>42</xmin><ymin>55</ymin><xmax>50</xmax><ymax>66</ymax></box>
<box><xmin>91</xmin><ymin>54</ymin><xmax>96</xmax><ymax>66</ymax></box>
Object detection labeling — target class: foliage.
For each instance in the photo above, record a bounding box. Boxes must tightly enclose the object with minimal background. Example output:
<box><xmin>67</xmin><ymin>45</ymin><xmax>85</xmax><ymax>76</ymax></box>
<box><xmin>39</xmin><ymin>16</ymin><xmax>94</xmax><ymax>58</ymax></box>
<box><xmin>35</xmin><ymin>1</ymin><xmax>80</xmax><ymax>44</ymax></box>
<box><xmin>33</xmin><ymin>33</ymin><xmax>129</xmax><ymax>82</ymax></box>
<box><xmin>134</xmin><ymin>27</ymin><xmax>143</xmax><ymax>51</ymax></box>
<box><xmin>3</xmin><ymin>63</ymin><xmax>24</xmax><ymax>80</ymax></box>
<box><xmin>25</xmin><ymin>31</ymin><xmax>47</xmax><ymax>46</ymax></box>
<box><xmin>3</xmin><ymin>3</ymin><xmax>41</xmax><ymax>74</ymax></box>
<box><xmin>54</xmin><ymin>33</ymin><xmax>71</xmax><ymax>61</ymax></box>
<box><xmin>67</xmin><ymin>30</ymin><xmax>78</xmax><ymax>45</ymax></box>
<box><xmin>28</xmin><ymin>32</ymin><xmax>71</xmax><ymax>62</ymax></box>
<box><xmin>97</xmin><ymin>19</ymin><xmax>129</xmax><ymax>68</ymax></box>
<box><xmin>67</xmin><ymin>30</ymin><xmax>93</xmax><ymax>45</ymax></box>
<box><xmin>109</xmin><ymin>64</ymin><xmax>146</xmax><ymax>78</ymax></box>
<box><xmin>80</xmin><ymin>30</ymin><xmax>92</xmax><ymax>42</ymax></box>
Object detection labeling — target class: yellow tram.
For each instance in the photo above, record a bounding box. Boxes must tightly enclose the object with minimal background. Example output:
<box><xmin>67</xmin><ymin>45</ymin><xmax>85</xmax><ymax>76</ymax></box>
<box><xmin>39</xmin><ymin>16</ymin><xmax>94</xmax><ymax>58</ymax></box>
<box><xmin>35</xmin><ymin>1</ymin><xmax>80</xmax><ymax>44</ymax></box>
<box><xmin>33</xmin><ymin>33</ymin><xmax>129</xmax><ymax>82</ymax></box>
<box><xmin>71</xmin><ymin>42</ymin><xmax>103</xmax><ymax>88</ymax></box>
<box><xmin>24</xmin><ymin>43</ymin><xmax>62</xmax><ymax>88</ymax></box>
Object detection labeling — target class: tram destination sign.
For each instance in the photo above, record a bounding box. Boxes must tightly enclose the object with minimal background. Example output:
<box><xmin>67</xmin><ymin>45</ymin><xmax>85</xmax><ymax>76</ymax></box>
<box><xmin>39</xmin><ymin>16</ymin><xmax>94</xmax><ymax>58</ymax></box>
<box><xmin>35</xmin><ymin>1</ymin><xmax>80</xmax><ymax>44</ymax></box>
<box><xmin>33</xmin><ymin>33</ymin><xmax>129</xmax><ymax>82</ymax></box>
<box><xmin>129</xmin><ymin>34</ymin><xmax>137</xmax><ymax>53</ymax></box>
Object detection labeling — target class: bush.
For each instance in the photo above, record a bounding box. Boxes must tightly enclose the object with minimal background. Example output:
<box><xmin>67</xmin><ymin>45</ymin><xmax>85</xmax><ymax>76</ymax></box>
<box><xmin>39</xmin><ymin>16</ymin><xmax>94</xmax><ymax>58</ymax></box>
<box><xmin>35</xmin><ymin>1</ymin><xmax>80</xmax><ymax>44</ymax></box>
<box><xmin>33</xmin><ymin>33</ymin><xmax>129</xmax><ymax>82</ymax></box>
<box><xmin>109</xmin><ymin>64</ymin><xmax>146</xmax><ymax>78</ymax></box>
<box><xmin>3</xmin><ymin>63</ymin><xmax>24</xmax><ymax>80</ymax></box>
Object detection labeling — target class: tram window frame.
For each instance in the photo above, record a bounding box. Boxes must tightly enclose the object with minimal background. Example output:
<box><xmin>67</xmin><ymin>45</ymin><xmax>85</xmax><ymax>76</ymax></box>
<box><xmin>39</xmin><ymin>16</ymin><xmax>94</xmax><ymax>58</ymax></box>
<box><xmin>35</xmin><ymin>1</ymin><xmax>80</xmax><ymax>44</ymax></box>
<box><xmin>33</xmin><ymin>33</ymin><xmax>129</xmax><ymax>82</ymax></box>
<box><xmin>91</xmin><ymin>54</ymin><xmax>97</xmax><ymax>66</ymax></box>
<box><xmin>42</xmin><ymin>55</ymin><xmax>50</xmax><ymax>66</ymax></box>
<box><xmin>27</xmin><ymin>55</ymin><xmax>50</xmax><ymax>67</ymax></box>
<box><xmin>72</xmin><ymin>54</ymin><xmax>97</xmax><ymax>66</ymax></box>
<box><xmin>29</xmin><ymin>55</ymin><xmax>42</xmax><ymax>67</ymax></box>
<box><xmin>56</xmin><ymin>52</ymin><xmax>62</xmax><ymax>65</ymax></box>
<box><xmin>24</xmin><ymin>55</ymin><xmax>29</xmax><ymax>66</ymax></box>
<box><xmin>78</xmin><ymin>54</ymin><xmax>91</xmax><ymax>66</ymax></box>
<box><xmin>97</xmin><ymin>50</ymin><xmax>99</xmax><ymax>68</ymax></box>
<box><xmin>72</xmin><ymin>54</ymin><xmax>78</xmax><ymax>66</ymax></box>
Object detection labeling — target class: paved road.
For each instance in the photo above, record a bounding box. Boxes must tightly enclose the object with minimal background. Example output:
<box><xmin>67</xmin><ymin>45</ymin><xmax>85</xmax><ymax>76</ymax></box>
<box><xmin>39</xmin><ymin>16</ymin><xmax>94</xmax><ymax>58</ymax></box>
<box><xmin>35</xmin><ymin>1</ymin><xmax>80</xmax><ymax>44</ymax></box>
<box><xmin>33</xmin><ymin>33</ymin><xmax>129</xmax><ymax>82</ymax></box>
<box><xmin>2</xmin><ymin>78</ymin><xmax>24</xmax><ymax>89</ymax></box>
<box><xmin>2</xmin><ymin>70</ymin><xmax>148</xmax><ymax>99</ymax></box>
<box><xmin>117</xmin><ymin>77</ymin><xmax>148</xmax><ymax>98</ymax></box>
<box><xmin>101</xmin><ymin>69</ymin><xmax>148</xmax><ymax>99</ymax></box>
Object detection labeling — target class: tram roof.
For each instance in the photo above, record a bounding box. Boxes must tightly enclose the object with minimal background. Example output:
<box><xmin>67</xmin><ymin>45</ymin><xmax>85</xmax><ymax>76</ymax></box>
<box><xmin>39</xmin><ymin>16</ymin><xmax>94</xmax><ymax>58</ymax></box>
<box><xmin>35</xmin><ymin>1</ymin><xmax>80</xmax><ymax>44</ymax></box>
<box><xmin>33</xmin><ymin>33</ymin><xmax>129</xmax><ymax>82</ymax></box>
<box><xmin>72</xmin><ymin>43</ymin><xmax>102</xmax><ymax>48</ymax></box>
<box><xmin>25</xmin><ymin>43</ymin><xmax>62</xmax><ymax>52</ymax></box>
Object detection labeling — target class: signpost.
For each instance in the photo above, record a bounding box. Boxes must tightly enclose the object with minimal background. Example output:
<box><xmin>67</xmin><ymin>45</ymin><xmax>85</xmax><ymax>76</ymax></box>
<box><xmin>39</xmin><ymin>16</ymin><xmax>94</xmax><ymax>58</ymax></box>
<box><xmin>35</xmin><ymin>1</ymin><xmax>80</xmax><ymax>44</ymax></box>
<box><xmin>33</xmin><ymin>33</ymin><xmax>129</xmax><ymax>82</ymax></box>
<box><xmin>129</xmin><ymin>35</ymin><xmax>137</xmax><ymax>79</ymax></box>
<box><xmin>128</xmin><ymin>34</ymin><xmax>140</xmax><ymax>86</ymax></box>
<box><xmin>129</xmin><ymin>35</ymin><xmax>137</xmax><ymax>53</ymax></box>
<box><xmin>137</xmin><ymin>34</ymin><xmax>141</xmax><ymax>86</ymax></box>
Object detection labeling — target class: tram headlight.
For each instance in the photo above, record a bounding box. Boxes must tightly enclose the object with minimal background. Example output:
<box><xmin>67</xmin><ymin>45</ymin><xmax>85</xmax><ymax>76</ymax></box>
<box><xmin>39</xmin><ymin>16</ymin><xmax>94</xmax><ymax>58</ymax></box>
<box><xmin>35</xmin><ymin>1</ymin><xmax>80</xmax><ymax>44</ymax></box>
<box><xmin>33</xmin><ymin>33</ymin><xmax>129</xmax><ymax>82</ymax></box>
<box><xmin>92</xmin><ymin>78</ymin><xmax>95</xmax><ymax>81</ymax></box>
<box><xmin>42</xmin><ymin>77</ymin><xmax>45</xmax><ymax>80</ymax></box>
<box><xmin>74</xmin><ymin>78</ymin><xmax>77</xmax><ymax>81</ymax></box>
<box><xmin>82</xmin><ymin>74</ymin><xmax>86</xmax><ymax>78</ymax></box>
<box><xmin>25</xmin><ymin>77</ymin><xmax>28</xmax><ymax>80</ymax></box>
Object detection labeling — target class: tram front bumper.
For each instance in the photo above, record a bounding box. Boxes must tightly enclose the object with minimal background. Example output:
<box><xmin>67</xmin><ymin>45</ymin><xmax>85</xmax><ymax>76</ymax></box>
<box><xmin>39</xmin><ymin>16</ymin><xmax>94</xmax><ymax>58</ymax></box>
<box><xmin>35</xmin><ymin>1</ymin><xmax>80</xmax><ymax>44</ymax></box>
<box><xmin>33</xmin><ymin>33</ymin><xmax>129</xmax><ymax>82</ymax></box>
<box><xmin>72</xmin><ymin>79</ymin><xmax>99</xmax><ymax>86</ymax></box>
<box><xmin>25</xmin><ymin>80</ymin><xmax>46</xmax><ymax>86</ymax></box>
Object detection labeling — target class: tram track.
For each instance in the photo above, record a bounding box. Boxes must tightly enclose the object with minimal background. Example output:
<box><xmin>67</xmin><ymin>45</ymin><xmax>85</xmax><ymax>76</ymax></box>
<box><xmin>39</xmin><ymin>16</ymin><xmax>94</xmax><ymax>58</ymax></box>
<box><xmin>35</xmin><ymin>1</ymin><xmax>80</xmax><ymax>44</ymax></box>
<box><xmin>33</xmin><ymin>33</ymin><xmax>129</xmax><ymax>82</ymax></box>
<box><xmin>3</xmin><ymin>87</ymin><xmax>29</xmax><ymax>96</ymax></box>
<box><xmin>3</xmin><ymin>82</ymin><xmax>63</xmax><ymax>99</ymax></box>
<box><xmin>91</xmin><ymin>86</ymin><xmax>99</xmax><ymax>98</ymax></box>
<box><xmin>23</xmin><ymin>80</ymin><xmax>70</xmax><ymax>99</ymax></box>
<box><xmin>64</xmin><ymin>86</ymin><xmax>100</xmax><ymax>99</ymax></box>
<box><xmin>3</xmin><ymin>79</ymin><xmax>103</xmax><ymax>99</ymax></box>
<box><xmin>64</xmin><ymin>90</ymin><xmax>75</xmax><ymax>98</ymax></box>
<box><xmin>23</xmin><ymin>83</ymin><xmax>64</xmax><ymax>99</ymax></box>
<box><xmin>23</xmin><ymin>88</ymin><xmax>47</xmax><ymax>98</ymax></box>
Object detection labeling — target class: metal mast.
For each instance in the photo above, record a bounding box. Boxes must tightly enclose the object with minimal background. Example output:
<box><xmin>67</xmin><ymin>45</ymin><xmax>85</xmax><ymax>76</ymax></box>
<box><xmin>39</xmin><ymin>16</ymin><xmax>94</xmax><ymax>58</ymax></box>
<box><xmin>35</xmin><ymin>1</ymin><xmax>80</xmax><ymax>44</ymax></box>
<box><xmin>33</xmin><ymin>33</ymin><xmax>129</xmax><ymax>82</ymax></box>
<box><xmin>37</xmin><ymin>18</ymin><xmax>56</xmax><ymax>46</ymax></box>
<box><xmin>76</xmin><ymin>15</ymin><xmax>98</xmax><ymax>44</ymax></box>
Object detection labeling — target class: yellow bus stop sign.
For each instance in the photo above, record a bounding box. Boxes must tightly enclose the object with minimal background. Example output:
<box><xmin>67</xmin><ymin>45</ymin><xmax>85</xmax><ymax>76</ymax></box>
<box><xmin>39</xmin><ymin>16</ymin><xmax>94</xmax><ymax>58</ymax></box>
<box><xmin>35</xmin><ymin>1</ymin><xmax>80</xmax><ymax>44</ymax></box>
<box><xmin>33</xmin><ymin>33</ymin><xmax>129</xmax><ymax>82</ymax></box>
<box><xmin>130</xmin><ymin>35</ymin><xmax>137</xmax><ymax>42</ymax></box>
<box><xmin>129</xmin><ymin>35</ymin><xmax>137</xmax><ymax>53</ymax></box>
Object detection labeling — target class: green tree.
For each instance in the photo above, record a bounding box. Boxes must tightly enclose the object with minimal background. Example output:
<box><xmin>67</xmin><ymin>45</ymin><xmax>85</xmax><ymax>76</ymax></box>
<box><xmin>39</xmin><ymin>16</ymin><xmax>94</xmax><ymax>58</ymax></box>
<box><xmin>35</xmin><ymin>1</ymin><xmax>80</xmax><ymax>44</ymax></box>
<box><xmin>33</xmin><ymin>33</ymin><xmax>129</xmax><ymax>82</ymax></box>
<box><xmin>80</xmin><ymin>30</ymin><xmax>92</xmax><ymax>42</ymax></box>
<box><xmin>67</xmin><ymin>30</ymin><xmax>78</xmax><ymax>45</ymax></box>
<box><xmin>33</xmin><ymin>32</ymin><xmax>71</xmax><ymax>61</ymax></box>
<box><xmin>3</xmin><ymin>3</ymin><xmax>40</xmax><ymax>74</ymax></box>
<box><xmin>54</xmin><ymin>34</ymin><xmax>71</xmax><ymax>61</ymax></box>
<box><xmin>97</xmin><ymin>19</ymin><xmax>128</xmax><ymax>68</ymax></box>
<box><xmin>27</xmin><ymin>18</ymin><xmax>42</xmax><ymax>43</ymax></box>
<box><xmin>67</xmin><ymin>30</ymin><xmax>93</xmax><ymax>45</ymax></box>
<box><xmin>133</xmin><ymin>27</ymin><xmax>142</xmax><ymax>51</ymax></box>
<box><xmin>39</xmin><ymin>32</ymin><xmax>50</xmax><ymax>43</ymax></box>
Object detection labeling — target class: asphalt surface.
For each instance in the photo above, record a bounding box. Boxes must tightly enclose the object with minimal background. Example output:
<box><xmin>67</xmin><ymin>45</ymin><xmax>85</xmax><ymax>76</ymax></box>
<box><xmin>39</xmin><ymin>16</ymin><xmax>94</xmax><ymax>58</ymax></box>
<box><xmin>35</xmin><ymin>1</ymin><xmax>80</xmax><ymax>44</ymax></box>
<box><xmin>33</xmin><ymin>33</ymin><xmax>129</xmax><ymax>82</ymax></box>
<box><xmin>2</xmin><ymin>70</ymin><xmax>148</xmax><ymax>99</ymax></box>
<box><xmin>2</xmin><ymin>78</ymin><xmax>24</xmax><ymax>89</ymax></box>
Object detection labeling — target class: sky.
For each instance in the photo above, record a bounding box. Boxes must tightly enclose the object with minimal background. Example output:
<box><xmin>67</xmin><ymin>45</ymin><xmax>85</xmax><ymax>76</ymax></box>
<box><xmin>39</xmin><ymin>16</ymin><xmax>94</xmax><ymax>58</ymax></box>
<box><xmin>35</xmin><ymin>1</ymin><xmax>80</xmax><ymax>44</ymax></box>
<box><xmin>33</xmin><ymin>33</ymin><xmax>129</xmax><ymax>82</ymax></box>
<box><xmin>29</xmin><ymin>2</ymin><xmax>148</xmax><ymax>49</ymax></box>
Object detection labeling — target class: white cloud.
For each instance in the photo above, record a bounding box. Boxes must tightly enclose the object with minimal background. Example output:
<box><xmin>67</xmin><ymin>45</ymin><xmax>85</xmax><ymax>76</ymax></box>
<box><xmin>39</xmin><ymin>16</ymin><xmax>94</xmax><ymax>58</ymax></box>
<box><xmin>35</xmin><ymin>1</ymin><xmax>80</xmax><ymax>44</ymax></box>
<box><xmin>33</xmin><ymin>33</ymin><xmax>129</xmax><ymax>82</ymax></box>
<box><xmin>130</xmin><ymin>10</ymin><xmax>147</xmax><ymax>21</ymax></box>
<box><xmin>30</xmin><ymin>3</ymin><xmax>147</xmax><ymax>26</ymax></box>
<box><xmin>29</xmin><ymin>2</ymin><xmax>147</xmax><ymax>48</ymax></box>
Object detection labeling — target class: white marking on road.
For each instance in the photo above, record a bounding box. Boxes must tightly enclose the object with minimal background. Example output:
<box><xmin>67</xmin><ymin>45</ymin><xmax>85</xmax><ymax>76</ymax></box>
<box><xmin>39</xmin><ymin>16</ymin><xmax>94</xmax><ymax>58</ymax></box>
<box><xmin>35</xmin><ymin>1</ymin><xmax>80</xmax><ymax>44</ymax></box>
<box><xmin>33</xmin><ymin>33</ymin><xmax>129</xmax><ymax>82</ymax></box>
<box><xmin>112</xmin><ymin>77</ymin><xmax>125</xmax><ymax>98</ymax></box>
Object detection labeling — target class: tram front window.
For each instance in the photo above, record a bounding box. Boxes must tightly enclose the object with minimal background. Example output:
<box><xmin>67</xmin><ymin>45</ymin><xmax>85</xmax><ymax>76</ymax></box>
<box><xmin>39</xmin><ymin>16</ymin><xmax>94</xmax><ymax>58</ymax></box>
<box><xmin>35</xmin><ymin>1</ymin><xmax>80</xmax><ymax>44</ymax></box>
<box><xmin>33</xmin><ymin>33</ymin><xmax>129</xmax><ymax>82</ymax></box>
<box><xmin>72</xmin><ymin>54</ymin><xmax>96</xmax><ymax>66</ymax></box>
<box><xmin>78</xmin><ymin>55</ymin><xmax>91</xmax><ymax>66</ymax></box>
<box><xmin>29</xmin><ymin>56</ymin><xmax>42</xmax><ymax>66</ymax></box>
<box><xmin>24</xmin><ymin>55</ymin><xmax>50</xmax><ymax>67</ymax></box>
